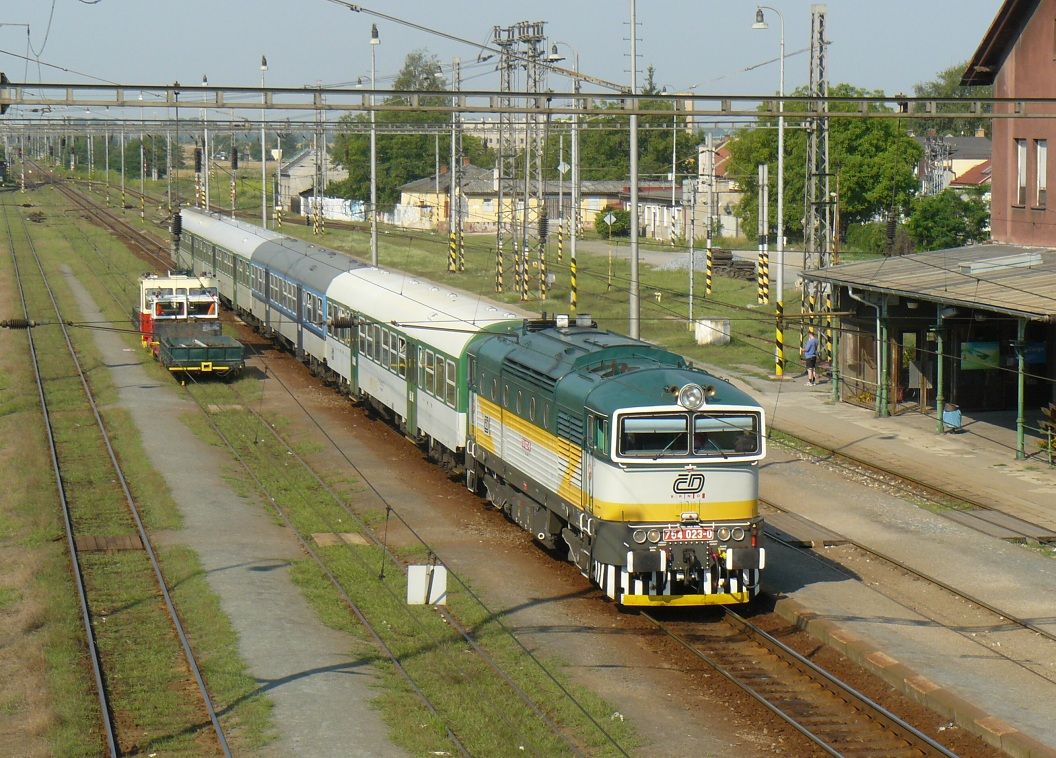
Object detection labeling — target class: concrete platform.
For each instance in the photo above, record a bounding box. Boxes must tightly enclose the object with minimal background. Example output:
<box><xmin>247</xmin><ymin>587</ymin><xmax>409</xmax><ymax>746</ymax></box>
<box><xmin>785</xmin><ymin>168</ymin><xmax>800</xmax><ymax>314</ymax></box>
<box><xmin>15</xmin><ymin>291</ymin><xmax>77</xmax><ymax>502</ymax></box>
<box><xmin>707</xmin><ymin>362</ymin><xmax>1056</xmax><ymax>755</ymax></box>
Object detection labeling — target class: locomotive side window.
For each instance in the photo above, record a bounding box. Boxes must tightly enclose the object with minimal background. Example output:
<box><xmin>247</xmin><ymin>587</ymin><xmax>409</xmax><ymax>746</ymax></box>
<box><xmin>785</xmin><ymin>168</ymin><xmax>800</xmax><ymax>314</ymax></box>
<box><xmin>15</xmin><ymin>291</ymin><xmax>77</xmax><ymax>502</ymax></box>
<box><xmin>593</xmin><ymin>417</ymin><xmax>608</xmax><ymax>452</ymax></box>
<box><xmin>516</xmin><ymin>390</ymin><xmax>522</xmax><ymax>415</ymax></box>
<box><xmin>492</xmin><ymin>377</ymin><xmax>498</xmax><ymax>401</ymax></box>
<box><xmin>529</xmin><ymin>397</ymin><xmax>536</xmax><ymax>421</ymax></box>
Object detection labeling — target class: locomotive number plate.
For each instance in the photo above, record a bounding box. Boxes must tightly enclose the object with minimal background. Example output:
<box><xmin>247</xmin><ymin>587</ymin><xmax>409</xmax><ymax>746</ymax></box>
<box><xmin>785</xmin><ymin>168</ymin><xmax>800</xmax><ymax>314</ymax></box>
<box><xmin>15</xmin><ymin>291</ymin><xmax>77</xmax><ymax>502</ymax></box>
<box><xmin>662</xmin><ymin>527</ymin><xmax>714</xmax><ymax>543</ymax></box>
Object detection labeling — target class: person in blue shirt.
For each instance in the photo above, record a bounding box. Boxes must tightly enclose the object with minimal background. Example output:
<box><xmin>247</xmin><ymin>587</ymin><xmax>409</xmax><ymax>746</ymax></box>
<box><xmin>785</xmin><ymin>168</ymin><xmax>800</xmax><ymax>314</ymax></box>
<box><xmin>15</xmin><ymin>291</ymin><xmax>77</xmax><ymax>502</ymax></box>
<box><xmin>801</xmin><ymin>331</ymin><xmax>818</xmax><ymax>385</ymax></box>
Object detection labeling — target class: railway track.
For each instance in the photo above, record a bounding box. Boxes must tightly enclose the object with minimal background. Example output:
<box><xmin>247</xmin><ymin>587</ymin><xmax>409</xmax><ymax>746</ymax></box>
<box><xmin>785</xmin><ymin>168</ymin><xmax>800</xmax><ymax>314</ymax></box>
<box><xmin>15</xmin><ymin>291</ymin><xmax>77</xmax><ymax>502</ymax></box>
<box><xmin>30</xmin><ymin>178</ymin><xmax>623</xmax><ymax>756</ymax></box>
<box><xmin>769</xmin><ymin>426</ymin><xmax>1052</xmax><ymax>543</ymax></box>
<box><xmin>42</xmin><ymin>176</ymin><xmax>990</xmax><ymax>754</ymax></box>
<box><xmin>1</xmin><ymin>197</ymin><xmax>230</xmax><ymax>756</ymax></box>
<box><xmin>644</xmin><ymin>608</ymin><xmax>956</xmax><ymax>757</ymax></box>
<box><xmin>763</xmin><ymin>495</ymin><xmax>1056</xmax><ymax>687</ymax></box>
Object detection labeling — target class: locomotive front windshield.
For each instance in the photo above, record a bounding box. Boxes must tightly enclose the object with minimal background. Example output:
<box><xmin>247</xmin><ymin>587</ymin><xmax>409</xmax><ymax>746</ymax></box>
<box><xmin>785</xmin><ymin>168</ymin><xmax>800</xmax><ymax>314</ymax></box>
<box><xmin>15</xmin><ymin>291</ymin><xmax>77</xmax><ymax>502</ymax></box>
<box><xmin>618</xmin><ymin>412</ymin><xmax>760</xmax><ymax>459</ymax></box>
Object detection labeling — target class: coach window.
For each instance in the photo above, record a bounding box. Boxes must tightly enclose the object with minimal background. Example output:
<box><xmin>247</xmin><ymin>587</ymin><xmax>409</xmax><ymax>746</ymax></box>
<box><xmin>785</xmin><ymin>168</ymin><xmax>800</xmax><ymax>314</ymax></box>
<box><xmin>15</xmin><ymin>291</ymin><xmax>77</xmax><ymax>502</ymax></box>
<box><xmin>418</xmin><ymin>347</ymin><xmax>426</xmax><ymax>386</ymax></box>
<box><xmin>364</xmin><ymin>324</ymin><xmax>374</xmax><ymax>359</ymax></box>
<box><xmin>445</xmin><ymin>360</ymin><xmax>456</xmax><ymax>406</ymax></box>
<box><xmin>432</xmin><ymin>354</ymin><xmax>442</xmax><ymax>396</ymax></box>
<box><xmin>425</xmin><ymin>350</ymin><xmax>435</xmax><ymax>392</ymax></box>
<box><xmin>397</xmin><ymin>338</ymin><xmax>407</xmax><ymax>378</ymax></box>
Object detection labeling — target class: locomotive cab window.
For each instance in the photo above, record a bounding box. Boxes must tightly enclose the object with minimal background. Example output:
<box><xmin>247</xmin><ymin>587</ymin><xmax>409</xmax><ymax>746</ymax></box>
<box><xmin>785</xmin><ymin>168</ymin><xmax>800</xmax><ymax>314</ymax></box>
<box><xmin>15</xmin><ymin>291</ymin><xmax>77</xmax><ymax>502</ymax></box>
<box><xmin>619</xmin><ymin>414</ymin><xmax>688</xmax><ymax>457</ymax></box>
<box><xmin>692</xmin><ymin>413</ymin><xmax>760</xmax><ymax>457</ymax></box>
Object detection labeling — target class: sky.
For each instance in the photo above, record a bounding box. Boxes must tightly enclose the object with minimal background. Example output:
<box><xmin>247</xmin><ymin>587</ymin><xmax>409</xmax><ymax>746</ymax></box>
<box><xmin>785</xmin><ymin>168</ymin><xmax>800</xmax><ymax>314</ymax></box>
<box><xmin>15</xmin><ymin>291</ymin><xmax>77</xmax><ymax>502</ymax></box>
<box><xmin>0</xmin><ymin>1</ymin><xmax>1000</xmax><ymax>113</ymax></box>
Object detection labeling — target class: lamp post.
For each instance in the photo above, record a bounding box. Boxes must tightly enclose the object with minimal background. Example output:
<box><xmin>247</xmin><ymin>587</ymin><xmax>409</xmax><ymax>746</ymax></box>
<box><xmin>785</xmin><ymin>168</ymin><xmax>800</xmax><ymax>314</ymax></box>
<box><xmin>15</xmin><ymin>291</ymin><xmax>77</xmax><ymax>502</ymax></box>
<box><xmin>202</xmin><ymin>74</ymin><xmax>210</xmax><ymax>210</ymax></box>
<box><xmin>370</xmin><ymin>23</ymin><xmax>380</xmax><ymax>266</ymax></box>
<box><xmin>660</xmin><ymin>85</ymin><xmax>679</xmax><ymax>243</ymax></box>
<box><xmin>548</xmin><ymin>42</ymin><xmax>580</xmax><ymax>310</ymax></box>
<box><xmin>753</xmin><ymin>5</ymin><xmax>786</xmax><ymax>376</ymax></box>
<box><xmin>260</xmin><ymin>55</ymin><xmax>268</xmax><ymax>228</ymax></box>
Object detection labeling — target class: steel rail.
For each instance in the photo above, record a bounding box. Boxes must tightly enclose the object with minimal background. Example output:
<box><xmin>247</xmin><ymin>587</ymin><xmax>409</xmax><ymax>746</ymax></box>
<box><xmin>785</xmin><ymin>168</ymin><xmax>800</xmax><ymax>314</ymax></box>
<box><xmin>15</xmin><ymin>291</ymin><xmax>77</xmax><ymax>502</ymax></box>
<box><xmin>643</xmin><ymin>608</ymin><xmax>956</xmax><ymax>757</ymax></box>
<box><xmin>7</xmin><ymin>195</ymin><xmax>231</xmax><ymax>755</ymax></box>
<box><xmin>769</xmin><ymin>427</ymin><xmax>1050</xmax><ymax>542</ymax></box>
<box><xmin>177</xmin><ymin>381</ymin><xmax>472</xmax><ymax>758</ymax></box>
<box><xmin>1</xmin><ymin>198</ymin><xmax>118</xmax><ymax>758</ymax></box>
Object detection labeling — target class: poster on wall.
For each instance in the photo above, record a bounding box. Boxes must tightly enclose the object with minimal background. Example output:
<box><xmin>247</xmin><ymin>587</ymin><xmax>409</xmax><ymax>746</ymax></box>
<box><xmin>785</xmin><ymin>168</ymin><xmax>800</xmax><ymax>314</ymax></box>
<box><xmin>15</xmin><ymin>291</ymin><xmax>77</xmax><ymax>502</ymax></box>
<box><xmin>961</xmin><ymin>341</ymin><xmax>1000</xmax><ymax>370</ymax></box>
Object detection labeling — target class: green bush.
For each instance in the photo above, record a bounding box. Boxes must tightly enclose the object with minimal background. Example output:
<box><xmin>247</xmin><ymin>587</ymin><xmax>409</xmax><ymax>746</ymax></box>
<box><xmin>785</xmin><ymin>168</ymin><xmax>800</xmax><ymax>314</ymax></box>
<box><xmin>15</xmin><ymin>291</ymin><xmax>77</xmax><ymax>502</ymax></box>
<box><xmin>595</xmin><ymin>208</ymin><xmax>630</xmax><ymax>237</ymax></box>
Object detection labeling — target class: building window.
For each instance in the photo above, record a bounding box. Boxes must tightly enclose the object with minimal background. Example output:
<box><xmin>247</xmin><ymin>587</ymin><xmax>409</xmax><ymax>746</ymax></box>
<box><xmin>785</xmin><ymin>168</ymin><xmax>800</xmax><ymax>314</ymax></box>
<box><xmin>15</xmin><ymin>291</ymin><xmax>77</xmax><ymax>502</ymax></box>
<box><xmin>1015</xmin><ymin>138</ymin><xmax>1027</xmax><ymax>206</ymax></box>
<box><xmin>1036</xmin><ymin>139</ymin><xmax>1047</xmax><ymax>207</ymax></box>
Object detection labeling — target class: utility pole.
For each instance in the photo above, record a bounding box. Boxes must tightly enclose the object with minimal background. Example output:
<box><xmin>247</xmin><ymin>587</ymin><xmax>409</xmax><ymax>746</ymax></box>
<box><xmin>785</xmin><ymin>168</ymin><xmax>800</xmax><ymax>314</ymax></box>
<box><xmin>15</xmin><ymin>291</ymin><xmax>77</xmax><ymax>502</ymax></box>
<box><xmin>369</xmin><ymin>24</ymin><xmax>380</xmax><ymax>265</ymax></box>
<box><xmin>449</xmin><ymin>57</ymin><xmax>461</xmax><ymax>273</ymax></box>
<box><xmin>628</xmin><ymin>0</ymin><xmax>640</xmax><ymax>338</ymax></box>
<box><xmin>202</xmin><ymin>75</ymin><xmax>210</xmax><ymax>211</ymax></box>
<box><xmin>260</xmin><ymin>55</ymin><xmax>268</xmax><ymax>228</ymax></box>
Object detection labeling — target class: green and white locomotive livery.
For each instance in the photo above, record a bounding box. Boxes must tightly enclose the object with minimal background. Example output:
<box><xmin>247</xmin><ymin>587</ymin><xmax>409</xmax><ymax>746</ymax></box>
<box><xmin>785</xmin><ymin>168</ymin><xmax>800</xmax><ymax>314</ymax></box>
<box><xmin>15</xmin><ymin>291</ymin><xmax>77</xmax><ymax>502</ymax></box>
<box><xmin>466</xmin><ymin>316</ymin><xmax>765</xmax><ymax>606</ymax></box>
<box><xmin>175</xmin><ymin>208</ymin><xmax>766</xmax><ymax>608</ymax></box>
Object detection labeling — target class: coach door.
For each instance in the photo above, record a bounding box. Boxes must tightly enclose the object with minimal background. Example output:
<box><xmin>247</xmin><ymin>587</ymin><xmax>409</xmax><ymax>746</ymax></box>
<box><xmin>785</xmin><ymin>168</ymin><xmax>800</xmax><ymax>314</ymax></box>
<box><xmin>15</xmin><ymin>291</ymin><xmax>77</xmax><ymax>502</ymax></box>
<box><xmin>404</xmin><ymin>341</ymin><xmax>417</xmax><ymax>438</ymax></box>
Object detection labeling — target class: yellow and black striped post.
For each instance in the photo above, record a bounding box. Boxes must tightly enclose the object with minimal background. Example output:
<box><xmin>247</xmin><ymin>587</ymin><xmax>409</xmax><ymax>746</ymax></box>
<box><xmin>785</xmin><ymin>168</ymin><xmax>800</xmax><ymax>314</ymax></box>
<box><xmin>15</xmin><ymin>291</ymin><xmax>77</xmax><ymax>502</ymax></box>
<box><xmin>539</xmin><ymin>246</ymin><xmax>547</xmax><ymax>299</ymax></box>
<box><xmin>276</xmin><ymin>206</ymin><xmax>283</xmax><ymax>229</ymax></box>
<box><xmin>448</xmin><ymin>229</ymin><xmax>457</xmax><ymax>273</ymax></box>
<box><xmin>705</xmin><ymin>246</ymin><xmax>714</xmax><ymax>297</ymax></box>
<box><xmin>824</xmin><ymin>287</ymin><xmax>834</xmax><ymax>361</ymax></box>
<box><xmin>521</xmin><ymin>247</ymin><xmax>529</xmax><ymax>301</ymax></box>
<box><xmin>761</xmin><ymin>251</ymin><xmax>770</xmax><ymax>304</ymax></box>
<box><xmin>495</xmin><ymin>248</ymin><xmax>504</xmax><ymax>293</ymax></box>
<box><xmin>513</xmin><ymin>250</ymin><xmax>521</xmax><ymax>296</ymax></box>
<box><xmin>570</xmin><ymin>253</ymin><xmax>577</xmax><ymax>312</ymax></box>
<box><xmin>557</xmin><ymin>219</ymin><xmax>564</xmax><ymax>264</ymax></box>
<box><xmin>775</xmin><ymin>301</ymin><xmax>785</xmax><ymax>377</ymax></box>
<box><xmin>756</xmin><ymin>253</ymin><xmax>766</xmax><ymax>305</ymax></box>
<box><xmin>457</xmin><ymin>223</ymin><xmax>465</xmax><ymax>272</ymax></box>
<box><xmin>807</xmin><ymin>285</ymin><xmax>817</xmax><ymax>347</ymax></box>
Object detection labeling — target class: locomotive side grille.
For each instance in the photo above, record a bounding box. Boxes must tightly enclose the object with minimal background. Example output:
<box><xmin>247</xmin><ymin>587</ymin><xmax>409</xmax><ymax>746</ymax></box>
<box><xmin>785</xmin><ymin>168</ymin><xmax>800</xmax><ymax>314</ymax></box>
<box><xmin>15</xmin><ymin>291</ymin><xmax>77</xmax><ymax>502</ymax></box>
<box><xmin>556</xmin><ymin>411</ymin><xmax>583</xmax><ymax>444</ymax></box>
<box><xmin>504</xmin><ymin>358</ymin><xmax>558</xmax><ymax>393</ymax></box>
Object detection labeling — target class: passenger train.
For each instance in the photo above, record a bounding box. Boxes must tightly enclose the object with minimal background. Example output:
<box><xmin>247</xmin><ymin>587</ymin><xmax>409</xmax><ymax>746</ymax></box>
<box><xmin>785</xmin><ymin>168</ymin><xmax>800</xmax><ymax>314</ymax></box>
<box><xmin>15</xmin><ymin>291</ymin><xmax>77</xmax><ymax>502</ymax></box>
<box><xmin>175</xmin><ymin>207</ymin><xmax>766</xmax><ymax>606</ymax></box>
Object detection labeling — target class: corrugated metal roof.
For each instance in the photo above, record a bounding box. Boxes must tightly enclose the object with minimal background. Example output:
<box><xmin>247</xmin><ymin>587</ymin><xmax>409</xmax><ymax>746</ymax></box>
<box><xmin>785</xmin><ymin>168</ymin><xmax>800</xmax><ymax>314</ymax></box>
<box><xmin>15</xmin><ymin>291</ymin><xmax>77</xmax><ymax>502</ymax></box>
<box><xmin>803</xmin><ymin>244</ymin><xmax>1056</xmax><ymax>320</ymax></box>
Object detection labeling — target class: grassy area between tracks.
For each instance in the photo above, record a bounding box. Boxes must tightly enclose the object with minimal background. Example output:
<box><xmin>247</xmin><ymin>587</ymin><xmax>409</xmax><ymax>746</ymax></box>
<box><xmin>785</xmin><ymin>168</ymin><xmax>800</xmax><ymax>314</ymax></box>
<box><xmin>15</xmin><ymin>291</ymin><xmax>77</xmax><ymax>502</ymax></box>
<box><xmin>182</xmin><ymin>377</ymin><xmax>638</xmax><ymax>756</ymax></box>
<box><xmin>1</xmin><ymin>190</ymin><xmax>274</xmax><ymax>754</ymax></box>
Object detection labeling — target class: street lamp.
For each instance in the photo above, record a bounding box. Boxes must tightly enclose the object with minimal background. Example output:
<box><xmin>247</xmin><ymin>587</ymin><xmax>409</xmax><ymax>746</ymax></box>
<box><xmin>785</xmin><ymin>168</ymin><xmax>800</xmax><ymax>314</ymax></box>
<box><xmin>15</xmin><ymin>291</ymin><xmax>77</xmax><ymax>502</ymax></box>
<box><xmin>202</xmin><ymin>74</ymin><xmax>210</xmax><ymax>210</ymax></box>
<box><xmin>260</xmin><ymin>55</ymin><xmax>268</xmax><ymax>228</ymax></box>
<box><xmin>548</xmin><ymin>42</ymin><xmax>580</xmax><ymax>310</ymax></box>
<box><xmin>661</xmin><ymin>85</ymin><xmax>679</xmax><ymax>243</ymax></box>
<box><xmin>753</xmin><ymin>5</ymin><xmax>786</xmax><ymax>376</ymax></box>
<box><xmin>370</xmin><ymin>23</ymin><xmax>380</xmax><ymax>266</ymax></box>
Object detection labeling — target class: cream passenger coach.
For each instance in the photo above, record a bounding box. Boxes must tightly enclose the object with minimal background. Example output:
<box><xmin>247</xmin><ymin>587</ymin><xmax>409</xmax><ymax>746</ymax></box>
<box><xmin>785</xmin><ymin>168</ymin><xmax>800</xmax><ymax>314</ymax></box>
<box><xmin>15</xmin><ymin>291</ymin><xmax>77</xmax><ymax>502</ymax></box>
<box><xmin>176</xmin><ymin>208</ymin><xmax>767</xmax><ymax>607</ymax></box>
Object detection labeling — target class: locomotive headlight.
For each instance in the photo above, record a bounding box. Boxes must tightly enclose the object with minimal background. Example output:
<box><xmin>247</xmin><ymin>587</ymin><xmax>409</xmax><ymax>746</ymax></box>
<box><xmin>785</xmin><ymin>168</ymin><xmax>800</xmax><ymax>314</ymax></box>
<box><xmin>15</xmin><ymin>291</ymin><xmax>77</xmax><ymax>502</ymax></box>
<box><xmin>646</xmin><ymin>528</ymin><xmax>662</xmax><ymax>543</ymax></box>
<box><xmin>716</xmin><ymin>526</ymin><xmax>732</xmax><ymax>541</ymax></box>
<box><xmin>731</xmin><ymin>527</ymin><xmax>745</xmax><ymax>541</ymax></box>
<box><xmin>632</xmin><ymin>529</ymin><xmax>647</xmax><ymax>544</ymax></box>
<box><xmin>678</xmin><ymin>383</ymin><xmax>705</xmax><ymax>410</ymax></box>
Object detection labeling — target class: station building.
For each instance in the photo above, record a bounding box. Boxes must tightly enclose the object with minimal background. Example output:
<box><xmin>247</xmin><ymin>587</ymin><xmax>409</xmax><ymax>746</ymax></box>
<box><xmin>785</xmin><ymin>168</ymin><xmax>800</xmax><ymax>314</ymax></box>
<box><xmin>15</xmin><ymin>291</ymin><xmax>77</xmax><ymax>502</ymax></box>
<box><xmin>803</xmin><ymin>0</ymin><xmax>1056</xmax><ymax>459</ymax></box>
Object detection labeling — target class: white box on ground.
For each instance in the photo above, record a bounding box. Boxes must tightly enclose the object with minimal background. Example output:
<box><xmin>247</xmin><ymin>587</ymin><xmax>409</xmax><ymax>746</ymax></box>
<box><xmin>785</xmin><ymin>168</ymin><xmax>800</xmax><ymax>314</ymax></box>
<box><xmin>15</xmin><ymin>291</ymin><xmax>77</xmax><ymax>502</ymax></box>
<box><xmin>407</xmin><ymin>564</ymin><xmax>448</xmax><ymax>605</ymax></box>
<box><xmin>694</xmin><ymin>318</ymin><xmax>731</xmax><ymax>346</ymax></box>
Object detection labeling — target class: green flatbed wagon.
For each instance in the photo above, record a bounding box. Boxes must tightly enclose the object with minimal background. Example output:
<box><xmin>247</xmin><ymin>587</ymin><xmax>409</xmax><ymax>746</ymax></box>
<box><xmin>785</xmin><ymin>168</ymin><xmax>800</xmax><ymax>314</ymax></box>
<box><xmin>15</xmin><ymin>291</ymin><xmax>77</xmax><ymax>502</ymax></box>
<box><xmin>158</xmin><ymin>335</ymin><xmax>245</xmax><ymax>380</ymax></box>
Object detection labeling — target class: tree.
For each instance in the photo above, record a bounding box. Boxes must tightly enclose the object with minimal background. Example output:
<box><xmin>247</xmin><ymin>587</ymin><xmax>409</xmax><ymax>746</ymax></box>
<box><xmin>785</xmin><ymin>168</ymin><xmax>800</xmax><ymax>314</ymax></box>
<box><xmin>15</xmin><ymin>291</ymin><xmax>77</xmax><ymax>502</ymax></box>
<box><xmin>912</xmin><ymin>62</ymin><xmax>992</xmax><ymax>138</ymax></box>
<box><xmin>329</xmin><ymin>49</ymin><xmax>492</xmax><ymax>205</ymax></box>
<box><xmin>595</xmin><ymin>207</ymin><xmax>630</xmax><ymax>237</ymax></box>
<box><xmin>728</xmin><ymin>83</ymin><xmax>923</xmax><ymax>241</ymax></box>
<box><xmin>542</xmin><ymin>65</ymin><xmax>697</xmax><ymax>183</ymax></box>
<box><xmin>906</xmin><ymin>187</ymin><xmax>989</xmax><ymax>251</ymax></box>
